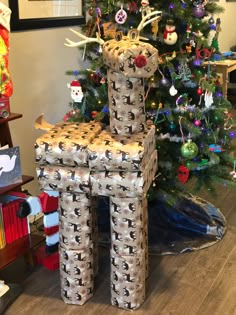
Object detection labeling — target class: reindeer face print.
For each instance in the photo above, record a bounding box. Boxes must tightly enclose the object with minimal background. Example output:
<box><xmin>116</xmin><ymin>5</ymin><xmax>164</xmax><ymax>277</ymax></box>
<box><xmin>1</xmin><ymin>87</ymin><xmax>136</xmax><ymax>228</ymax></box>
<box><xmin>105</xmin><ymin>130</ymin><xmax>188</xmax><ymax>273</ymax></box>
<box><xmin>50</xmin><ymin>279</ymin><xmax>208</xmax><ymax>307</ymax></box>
<box><xmin>102</xmin><ymin>32</ymin><xmax>159</xmax><ymax>79</ymax></box>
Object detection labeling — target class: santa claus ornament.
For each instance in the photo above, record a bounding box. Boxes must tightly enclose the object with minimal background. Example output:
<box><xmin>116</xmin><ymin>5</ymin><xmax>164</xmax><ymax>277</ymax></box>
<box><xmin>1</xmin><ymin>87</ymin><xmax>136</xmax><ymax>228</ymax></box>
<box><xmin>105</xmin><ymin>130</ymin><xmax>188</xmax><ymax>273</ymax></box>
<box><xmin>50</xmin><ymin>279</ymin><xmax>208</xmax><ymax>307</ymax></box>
<box><xmin>163</xmin><ymin>19</ymin><xmax>178</xmax><ymax>45</ymax></box>
<box><xmin>67</xmin><ymin>80</ymin><xmax>84</xmax><ymax>103</ymax></box>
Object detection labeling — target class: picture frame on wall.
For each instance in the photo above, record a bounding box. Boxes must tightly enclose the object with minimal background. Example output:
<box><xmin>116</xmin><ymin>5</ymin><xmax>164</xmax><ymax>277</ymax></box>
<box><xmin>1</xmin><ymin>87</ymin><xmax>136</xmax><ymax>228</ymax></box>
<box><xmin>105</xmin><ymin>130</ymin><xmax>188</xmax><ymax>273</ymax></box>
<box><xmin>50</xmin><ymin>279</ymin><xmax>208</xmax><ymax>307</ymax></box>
<box><xmin>9</xmin><ymin>0</ymin><xmax>85</xmax><ymax>31</ymax></box>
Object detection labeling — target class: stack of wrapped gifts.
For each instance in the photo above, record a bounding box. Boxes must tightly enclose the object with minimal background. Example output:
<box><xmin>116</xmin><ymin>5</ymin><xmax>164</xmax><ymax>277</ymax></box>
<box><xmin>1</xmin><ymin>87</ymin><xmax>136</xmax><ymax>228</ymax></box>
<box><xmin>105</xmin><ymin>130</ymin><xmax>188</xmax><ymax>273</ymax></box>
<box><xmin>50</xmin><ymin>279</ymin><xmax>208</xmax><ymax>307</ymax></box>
<box><xmin>35</xmin><ymin>29</ymin><xmax>159</xmax><ymax>310</ymax></box>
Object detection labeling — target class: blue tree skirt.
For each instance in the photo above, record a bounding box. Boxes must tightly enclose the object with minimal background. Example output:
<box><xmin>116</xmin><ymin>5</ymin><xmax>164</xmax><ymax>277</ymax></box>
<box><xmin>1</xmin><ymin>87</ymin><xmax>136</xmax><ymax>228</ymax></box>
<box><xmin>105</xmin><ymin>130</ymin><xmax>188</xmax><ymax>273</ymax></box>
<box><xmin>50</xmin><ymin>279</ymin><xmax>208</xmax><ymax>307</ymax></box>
<box><xmin>148</xmin><ymin>190</ymin><xmax>226</xmax><ymax>255</ymax></box>
<box><xmin>97</xmin><ymin>190</ymin><xmax>226</xmax><ymax>255</ymax></box>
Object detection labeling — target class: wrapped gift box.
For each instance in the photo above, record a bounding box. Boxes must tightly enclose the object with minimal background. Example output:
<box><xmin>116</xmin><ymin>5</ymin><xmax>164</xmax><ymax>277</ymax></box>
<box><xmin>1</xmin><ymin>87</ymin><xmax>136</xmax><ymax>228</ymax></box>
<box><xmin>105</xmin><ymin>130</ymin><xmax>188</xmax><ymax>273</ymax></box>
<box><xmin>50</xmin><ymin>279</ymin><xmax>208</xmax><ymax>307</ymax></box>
<box><xmin>59</xmin><ymin>192</ymin><xmax>99</xmax><ymax>274</ymax></box>
<box><xmin>110</xmin><ymin>249</ymin><xmax>146</xmax><ymax>310</ymax></box>
<box><xmin>36</xmin><ymin>165</ymin><xmax>91</xmax><ymax>194</ymax></box>
<box><xmin>35</xmin><ymin>122</ymin><xmax>103</xmax><ymax>167</ymax></box>
<box><xmin>103</xmin><ymin>39</ymin><xmax>158</xmax><ymax>78</ymax></box>
<box><xmin>87</xmin><ymin>125</ymin><xmax>156</xmax><ymax>171</ymax></box>
<box><xmin>59</xmin><ymin>246</ymin><xmax>94</xmax><ymax>305</ymax></box>
<box><xmin>59</xmin><ymin>192</ymin><xmax>94</xmax><ymax>250</ymax></box>
<box><xmin>90</xmin><ymin>150</ymin><xmax>157</xmax><ymax>198</ymax></box>
<box><xmin>110</xmin><ymin>197</ymin><xmax>146</xmax><ymax>256</ymax></box>
<box><xmin>107</xmin><ymin>69</ymin><xmax>146</xmax><ymax>135</ymax></box>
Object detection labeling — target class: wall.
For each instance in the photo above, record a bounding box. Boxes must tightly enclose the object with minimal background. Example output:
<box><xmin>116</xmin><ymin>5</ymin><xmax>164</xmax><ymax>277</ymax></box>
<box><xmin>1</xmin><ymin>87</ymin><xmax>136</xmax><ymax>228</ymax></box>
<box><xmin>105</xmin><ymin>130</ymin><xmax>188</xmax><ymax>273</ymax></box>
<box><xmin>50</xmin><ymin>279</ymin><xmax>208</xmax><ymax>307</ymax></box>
<box><xmin>218</xmin><ymin>0</ymin><xmax>236</xmax><ymax>51</ymax></box>
<box><xmin>2</xmin><ymin>0</ymin><xmax>235</xmax><ymax>196</ymax></box>
<box><xmin>2</xmin><ymin>1</ymin><xmax>80</xmax><ymax>195</ymax></box>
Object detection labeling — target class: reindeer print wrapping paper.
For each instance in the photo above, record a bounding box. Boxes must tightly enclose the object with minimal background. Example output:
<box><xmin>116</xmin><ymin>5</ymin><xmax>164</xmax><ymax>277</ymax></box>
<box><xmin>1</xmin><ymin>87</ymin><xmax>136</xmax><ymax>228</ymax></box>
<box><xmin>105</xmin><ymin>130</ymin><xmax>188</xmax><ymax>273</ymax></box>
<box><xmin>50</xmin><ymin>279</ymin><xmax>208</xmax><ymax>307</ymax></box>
<box><xmin>59</xmin><ymin>192</ymin><xmax>94</xmax><ymax>250</ymax></box>
<box><xmin>36</xmin><ymin>165</ymin><xmax>91</xmax><ymax>194</ymax></box>
<box><xmin>108</xmin><ymin>69</ymin><xmax>146</xmax><ymax>135</ymax></box>
<box><xmin>111</xmin><ymin>196</ymin><xmax>149</xmax><ymax>279</ymax></box>
<box><xmin>60</xmin><ymin>192</ymin><xmax>99</xmax><ymax>276</ymax></box>
<box><xmin>88</xmin><ymin>125</ymin><xmax>156</xmax><ymax>171</ymax></box>
<box><xmin>110</xmin><ymin>248</ymin><xmax>145</xmax><ymax>310</ymax></box>
<box><xmin>35</xmin><ymin>122</ymin><xmax>103</xmax><ymax>167</ymax></box>
<box><xmin>102</xmin><ymin>38</ymin><xmax>158</xmax><ymax>78</ymax></box>
<box><xmin>90</xmin><ymin>149</ymin><xmax>157</xmax><ymax>198</ymax></box>
<box><xmin>110</xmin><ymin>197</ymin><xmax>145</xmax><ymax>256</ymax></box>
<box><xmin>60</xmin><ymin>246</ymin><xmax>94</xmax><ymax>305</ymax></box>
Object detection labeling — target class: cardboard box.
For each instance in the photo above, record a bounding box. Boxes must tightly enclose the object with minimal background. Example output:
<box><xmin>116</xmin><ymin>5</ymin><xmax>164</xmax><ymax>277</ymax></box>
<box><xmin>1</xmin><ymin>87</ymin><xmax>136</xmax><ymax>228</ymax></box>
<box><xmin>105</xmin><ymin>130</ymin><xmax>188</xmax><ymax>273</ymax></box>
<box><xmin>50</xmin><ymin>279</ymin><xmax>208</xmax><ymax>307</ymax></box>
<box><xmin>110</xmin><ymin>197</ymin><xmax>146</xmax><ymax>256</ymax></box>
<box><xmin>107</xmin><ymin>69</ymin><xmax>146</xmax><ymax>135</ymax></box>
<box><xmin>90</xmin><ymin>150</ymin><xmax>157</xmax><ymax>198</ymax></box>
<box><xmin>36</xmin><ymin>165</ymin><xmax>90</xmax><ymax>194</ymax></box>
<box><xmin>87</xmin><ymin>126</ymin><xmax>156</xmax><ymax>171</ymax></box>
<box><xmin>103</xmin><ymin>39</ymin><xmax>158</xmax><ymax>78</ymax></box>
<box><xmin>110</xmin><ymin>249</ymin><xmax>146</xmax><ymax>310</ymax></box>
<box><xmin>59</xmin><ymin>246</ymin><xmax>94</xmax><ymax>305</ymax></box>
<box><xmin>59</xmin><ymin>192</ymin><xmax>99</xmax><ymax>274</ymax></box>
<box><xmin>59</xmin><ymin>192</ymin><xmax>93</xmax><ymax>250</ymax></box>
<box><xmin>35</xmin><ymin>122</ymin><xmax>102</xmax><ymax>167</ymax></box>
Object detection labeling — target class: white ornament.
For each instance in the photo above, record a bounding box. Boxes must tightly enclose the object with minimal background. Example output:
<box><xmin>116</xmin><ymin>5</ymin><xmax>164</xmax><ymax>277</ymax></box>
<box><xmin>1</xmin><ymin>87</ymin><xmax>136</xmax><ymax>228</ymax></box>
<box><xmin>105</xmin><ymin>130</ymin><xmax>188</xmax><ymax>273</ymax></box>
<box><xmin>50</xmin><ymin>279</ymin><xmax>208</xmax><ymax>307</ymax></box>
<box><xmin>163</xmin><ymin>22</ymin><xmax>178</xmax><ymax>45</ymax></box>
<box><xmin>204</xmin><ymin>90</ymin><xmax>213</xmax><ymax>108</ymax></box>
<box><xmin>169</xmin><ymin>84</ymin><xmax>178</xmax><ymax>96</ymax></box>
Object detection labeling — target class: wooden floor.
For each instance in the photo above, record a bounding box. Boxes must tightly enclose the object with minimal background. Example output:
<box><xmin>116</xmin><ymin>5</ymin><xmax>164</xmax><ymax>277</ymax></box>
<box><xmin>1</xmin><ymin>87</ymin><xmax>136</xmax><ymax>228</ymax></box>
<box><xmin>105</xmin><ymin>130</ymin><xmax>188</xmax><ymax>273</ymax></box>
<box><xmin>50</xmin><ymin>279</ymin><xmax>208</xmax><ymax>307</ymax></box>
<box><xmin>1</xmin><ymin>185</ymin><xmax>235</xmax><ymax>315</ymax></box>
<box><xmin>3</xmin><ymin>109</ymin><xmax>236</xmax><ymax>315</ymax></box>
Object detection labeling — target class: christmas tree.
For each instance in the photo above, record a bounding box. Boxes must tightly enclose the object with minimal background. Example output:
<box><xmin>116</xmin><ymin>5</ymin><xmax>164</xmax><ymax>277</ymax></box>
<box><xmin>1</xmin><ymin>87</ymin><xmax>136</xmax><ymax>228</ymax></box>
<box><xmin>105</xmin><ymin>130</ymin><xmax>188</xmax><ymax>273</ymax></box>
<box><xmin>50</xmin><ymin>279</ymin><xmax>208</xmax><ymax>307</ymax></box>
<box><xmin>64</xmin><ymin>0</ymin><xmax>236</xmax><ymax>197</ymax></box>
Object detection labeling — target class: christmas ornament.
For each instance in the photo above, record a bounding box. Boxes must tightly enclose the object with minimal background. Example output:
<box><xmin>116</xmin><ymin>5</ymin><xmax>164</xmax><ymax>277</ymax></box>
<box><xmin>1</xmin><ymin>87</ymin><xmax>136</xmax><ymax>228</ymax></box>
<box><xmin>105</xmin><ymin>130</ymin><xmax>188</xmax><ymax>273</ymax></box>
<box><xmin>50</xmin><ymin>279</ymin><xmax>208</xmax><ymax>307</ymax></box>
<box><xmin>230</xmin><ymin>161</ymin><xmax>236</xmax><ymax>180</ymax></box>
<box><xmin>197</xmin><ymin>87</ymin><xmax>203</xmax><ymax>95</ymax></box>
<box><xmin>193</xmin><ymin>4</ymin><xmax>205</xmax><ymax>18</ymax></box>
<box><xmin>204</xmin><ymin>90</ymin><xmax>213</xmax><ymax>108</ymax></box>
<box><xmin>169</xmin><ymin>121</ymin><xmax>176</xmax><ymax>130</ymax></box>
<box><xmin>88</xmin><ymin>7</ymin><xmax>94</xmax><ymax>16</ymax></box>
<box><xmin>194</xmin><ymin>119</ymin><xmax>201</xmax><ymax>127</ymax></box>
<box><xmin>208</xmin><ymin>144</ymin><xmax>225</xmax><ymax>152</ymax></box>
<box><xmin>176</xmin><ymin>61</ymin><xmax>192</xmax><ymax>82</ymax></box>
<box><xmin>67</xmin><ymin>80</ymin><xmax>84</xmax><ymax>103</ymax></box>
<box><xmin>224</xmin><ymin>111</ymin><xmax>233</xmax><ymax>130</ymax></box>
<box><xmin>196</xmin><ymin>48</ymin><xmax>212</xmax><ymax>60</ymax></box>
<box><xmin>160</xmin><ymin>77</ymin><xmax>170</xmax><ymax>87</ymax></box>
<box><xmin>181</xmin><ymin>139</ymin><xmax>199</xmax><ymax>159</ymax></box>
<box><xmin>115</xmin><ymin>7</ymin><xmax>127</xmax><ymax>24</ymax></box>
<box><xmin>176</xmin><ymin>94</ymin><xmax>188</xmax><ymax>108</ymax></box>
<box><xmin>128</xmin><ymin>1</ymin><xmax>138</xmax><ymax>13</ymax></box>
<box><xmin>91</xmin><ymin>111</ymin><xmax>98</xmax><ymax>118</ymax></box>
<box><xmin>169</xmin><ymin>84</ymin><xmax>178</xmax><ymax>96</ymax></box>
<box><xmin>140</xmin><ymin>0</ymin><xmax>153</xmax><ymax>18</ymax></box>
<box><xmin>163</xmin><ymin>19</ymin><xmax>178</xmax><ymax>45</ymax></box>
<box><xmin>186</xmin><ymin>24</ymin><xmax>192</xmax><ymax>38</ymax></box>
<box><xmin>178</xmin><ymin>165</ymin><xmax>189</xmax><ymax>183</ymax></box>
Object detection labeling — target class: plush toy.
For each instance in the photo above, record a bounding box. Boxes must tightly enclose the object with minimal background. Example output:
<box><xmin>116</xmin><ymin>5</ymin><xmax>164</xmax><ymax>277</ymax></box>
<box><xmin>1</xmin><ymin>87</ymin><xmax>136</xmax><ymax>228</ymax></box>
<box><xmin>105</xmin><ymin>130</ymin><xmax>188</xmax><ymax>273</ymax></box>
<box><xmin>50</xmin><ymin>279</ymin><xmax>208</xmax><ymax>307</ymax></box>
<box><xmin>17</xmin><ymin>191</ymin><xmax>59</xmax><ymax>254</ymax></box>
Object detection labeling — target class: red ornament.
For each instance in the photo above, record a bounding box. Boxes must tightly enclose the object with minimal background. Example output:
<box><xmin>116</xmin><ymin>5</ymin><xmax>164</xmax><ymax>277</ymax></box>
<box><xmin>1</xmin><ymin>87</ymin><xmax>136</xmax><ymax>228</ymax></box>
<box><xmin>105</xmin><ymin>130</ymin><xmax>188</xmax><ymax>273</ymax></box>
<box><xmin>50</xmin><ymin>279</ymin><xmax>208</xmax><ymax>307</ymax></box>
<box><xmin>197</xmin><ymin>87</ymin><xmax>203</xmax><ymax>95</ymax></box>
<box><xmin>134</xmin><ymin>55</ymin><xmax>147</xmax><ymax>68</ymax></box>
<box><xmin>177</xmin><ymin>165</ymin><xmax>189</xmax><ymax>183</ymax></box>
<box><xmin>91</xmin><ymin>111</ymin><xmax>98</xmax><ymax>118</ymax></box>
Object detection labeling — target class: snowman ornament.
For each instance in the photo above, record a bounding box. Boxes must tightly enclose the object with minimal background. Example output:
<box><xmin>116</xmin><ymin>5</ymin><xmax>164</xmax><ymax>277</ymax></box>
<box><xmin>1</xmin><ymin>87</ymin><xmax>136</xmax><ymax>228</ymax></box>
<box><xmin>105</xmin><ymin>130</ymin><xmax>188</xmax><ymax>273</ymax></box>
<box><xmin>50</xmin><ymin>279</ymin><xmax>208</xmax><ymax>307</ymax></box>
<box><xmin>67</xmin><ymin>80</ymin><xmax>84</xmax><ymax>103</ymax></box>
<box><xmin>163</xmin><ymin>19</ymin><xmax>178</xmax><ymax>45</ymax></box>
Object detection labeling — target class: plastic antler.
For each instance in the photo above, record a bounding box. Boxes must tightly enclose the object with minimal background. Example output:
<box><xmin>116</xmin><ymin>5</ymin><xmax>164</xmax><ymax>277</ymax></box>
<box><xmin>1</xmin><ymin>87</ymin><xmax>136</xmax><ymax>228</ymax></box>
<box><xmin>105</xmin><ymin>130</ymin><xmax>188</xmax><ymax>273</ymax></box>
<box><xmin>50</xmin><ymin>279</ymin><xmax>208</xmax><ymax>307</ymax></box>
<box><xmin>65</xmin><ymin>29</ymin><xmax>105</xmax><ymax>48</ymax></box>
<box><xmin>137</xmin><ymin>10</ymin><xmax>162</xmax><ymax>32</ymax></box>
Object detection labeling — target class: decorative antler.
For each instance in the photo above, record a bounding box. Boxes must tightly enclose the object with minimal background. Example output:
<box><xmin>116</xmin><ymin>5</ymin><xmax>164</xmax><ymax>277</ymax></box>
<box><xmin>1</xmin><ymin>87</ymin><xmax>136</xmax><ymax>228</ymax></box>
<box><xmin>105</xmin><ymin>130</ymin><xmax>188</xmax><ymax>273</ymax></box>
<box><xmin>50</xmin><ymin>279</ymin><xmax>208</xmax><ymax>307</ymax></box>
<box><xmin>137</xmin><ymin>10</ymin><xmax>162</xmax><ymax>32</ymax></box>
<box><xmin>65</xmin><ymin>29</ymin><xmax>104</xmax><ymax>48</ymax></box>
